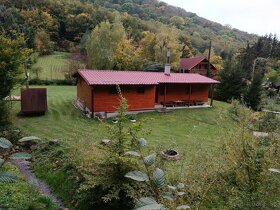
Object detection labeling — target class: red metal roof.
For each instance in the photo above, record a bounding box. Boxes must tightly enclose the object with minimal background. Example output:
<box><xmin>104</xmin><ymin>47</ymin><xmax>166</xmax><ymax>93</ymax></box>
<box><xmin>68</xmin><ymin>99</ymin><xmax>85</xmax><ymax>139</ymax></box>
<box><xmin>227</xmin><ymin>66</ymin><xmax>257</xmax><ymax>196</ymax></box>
<box><xmin>75</xmin><ymin>70</ymin><xmax>219</xmax><ymax>85</ymax></box>
<box><xmin>180</xmin><ymin>56</ymin><xmax>206</xmax><ymax>70</ymax></box>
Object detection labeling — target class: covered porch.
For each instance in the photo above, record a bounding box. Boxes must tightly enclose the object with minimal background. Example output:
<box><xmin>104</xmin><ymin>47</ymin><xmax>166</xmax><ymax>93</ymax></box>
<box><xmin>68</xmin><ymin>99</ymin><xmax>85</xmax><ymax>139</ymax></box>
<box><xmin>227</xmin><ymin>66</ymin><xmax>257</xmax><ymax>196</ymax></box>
<box><xmin>155</xmin><ymin>83</ymin><xmax>216</xmax><ymax>108</ymax></box>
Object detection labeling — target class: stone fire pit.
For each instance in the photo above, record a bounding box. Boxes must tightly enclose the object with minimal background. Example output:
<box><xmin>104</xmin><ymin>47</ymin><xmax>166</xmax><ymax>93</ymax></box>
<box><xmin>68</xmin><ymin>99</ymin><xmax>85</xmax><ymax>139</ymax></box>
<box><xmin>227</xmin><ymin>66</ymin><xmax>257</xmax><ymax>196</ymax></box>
<box><xmin>161</xmin><ymin>149</ymin><xmax>180</xmax><ymax>160</ymax></box>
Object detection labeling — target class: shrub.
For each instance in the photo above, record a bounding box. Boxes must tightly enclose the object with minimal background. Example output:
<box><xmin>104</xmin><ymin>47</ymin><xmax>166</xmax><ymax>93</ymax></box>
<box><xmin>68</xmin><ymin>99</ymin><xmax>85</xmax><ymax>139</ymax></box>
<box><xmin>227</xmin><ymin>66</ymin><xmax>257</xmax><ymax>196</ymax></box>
<box><xmin>0</xmin><ymin>102</ymin><xmax>10</xmax><ymax>128</ymax></box>
<box><xmin>28</xmin><ymin>196</ymin><xmax>58</xmax><ymax>210</ymax></box>
<box><xmin>124</xmin><ymin>137</ymin><xmax>190</xmax><ymax>209</ymax></box>
<box><xmin>29</xmin><ymin>79</ymin><xmax>76</xmax><ymax>86</ymax></box>
<box><xmin>213</xmin><ymin>105</ymin><xmax>280</xmax><ymax>209</ymax></box>
<box><xmin>258</xmin><ymin>112</ymin><xmax>280</xmax><ymax>132</ymax></box>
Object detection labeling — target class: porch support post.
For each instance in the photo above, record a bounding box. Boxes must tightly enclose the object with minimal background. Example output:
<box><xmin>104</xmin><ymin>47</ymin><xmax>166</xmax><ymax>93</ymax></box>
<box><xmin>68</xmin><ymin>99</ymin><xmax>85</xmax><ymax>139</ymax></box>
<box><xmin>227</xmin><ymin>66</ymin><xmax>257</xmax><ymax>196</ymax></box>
<box><xmin>164</xmin><ymin>84</ymin><xmax>167</xmax><ymax>107</ymax></box>
<box><xmin>91</xmin><ymin>86</ymin><xmax>94</xmax><ymax>118</ymax></box>
<box><xmin>210</xmin><ymin>84</ymin><xmax>214</xmax><ymax>106</ymax></box>
<box><xmin>188</xmin><ymin>84</ymin><xmax>191</xmax><ymax>103</ymax></box>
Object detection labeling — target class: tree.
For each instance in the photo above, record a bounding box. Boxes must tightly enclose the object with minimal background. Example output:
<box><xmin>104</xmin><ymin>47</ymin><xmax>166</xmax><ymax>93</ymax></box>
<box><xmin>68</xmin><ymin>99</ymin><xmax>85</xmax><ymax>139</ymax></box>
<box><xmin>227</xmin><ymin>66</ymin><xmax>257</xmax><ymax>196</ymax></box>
<box><xmin>0</xmin><ymin>32</ymin><xmax>29</xmax><ymax>126</ymax></box>
<box><xmin>170</xmin><ymin>16</ymin><xmax>185</xmax><ymax>29</ymax></box>
<box><xmin>245</xmin><ymin>73</ymin><xmax>263</xmax><ymax>111</ymax></box>
<box><xmin>153</xmin><ymin>26</ymin><xmax>182</xmax><ymax>69</ymax></box>
<box><xmin>80</xmin><ymin>29</ymin><xmax>91</xmax><ymax>54</ymax></box>
<box><xmin>92</xmin><ymin>87</ymin><xmax>146</xmax><ymax>209</ymax></box>
<box><xmin>265</xmin><ymin>69</ymin><xmax>280</xmax><ymax>85</ymax></box>
<box><xmin>34</xmin><ymin>30</ymin><xmax>54</xmax><ymax>55</ymax></box>
<box><xmin>139</xmin><ymin>31</ymin><xmax>157</xmax><ymax>62</ymax></box>
<box><xmin>178</xmin><ymin>34</ymin><xmax>193</xmax><ymax>58</ymax></box>
<box><xmin>210</xmin><ymin>55</ymin><xmax>224</xmax><ymax>71</ymax></box>
<box><xmin>20</xmin><ymin>9</ymin><xmax>59</xmax><ymax>41</ymax></box>
<box><xmin>203</xmin><ymin>48</ymin><xmax>224</xmax><ymax>71</ymax></box>
<box><xmin>114</xmin><ymin>39</ymin><xmax>142</xmax><ymax>70</ymax></box>
<box><xmin>86</xmin><ymin>20</ymin><xmax>126</xmax><ymax>69</ymax></box>
<box><xmin>215</xmin><ymin>59</ymin><xmax>246</xmax><ymax>102</ymax></box>
<box><xmin>63</xmin><ymin>59</ymin><xmax>85</xmax><ymax>80</ymax></box>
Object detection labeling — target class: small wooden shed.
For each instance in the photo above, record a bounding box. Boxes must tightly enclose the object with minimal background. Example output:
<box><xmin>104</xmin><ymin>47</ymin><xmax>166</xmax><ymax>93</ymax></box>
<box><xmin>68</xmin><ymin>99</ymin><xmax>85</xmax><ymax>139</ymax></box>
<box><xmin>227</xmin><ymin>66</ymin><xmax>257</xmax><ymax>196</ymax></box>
<box><xmin>21</xmin><ymin>88</ymin><xmax>48</xmax><ymax>114</ymax></box>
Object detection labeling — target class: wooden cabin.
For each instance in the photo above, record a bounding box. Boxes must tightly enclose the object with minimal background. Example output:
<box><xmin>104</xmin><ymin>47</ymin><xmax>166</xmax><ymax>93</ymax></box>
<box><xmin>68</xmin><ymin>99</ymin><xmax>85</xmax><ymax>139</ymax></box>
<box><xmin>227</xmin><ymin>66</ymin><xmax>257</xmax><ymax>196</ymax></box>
<box><xmin>73</xmin><ymin>70</ymin><xmax>219</xmax><ymax>117</ymax></box>
<box><xmin>180</xmin><ymin>56</ymin><xmax>217</xmax><ymax>78</ymax></box>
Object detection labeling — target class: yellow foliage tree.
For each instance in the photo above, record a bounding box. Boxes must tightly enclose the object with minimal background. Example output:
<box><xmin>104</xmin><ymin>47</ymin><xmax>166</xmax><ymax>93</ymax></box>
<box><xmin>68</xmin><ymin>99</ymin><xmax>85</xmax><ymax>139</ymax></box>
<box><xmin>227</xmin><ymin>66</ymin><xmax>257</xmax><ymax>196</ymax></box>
<box><xmin>114</xmin><ymin>39</ymin><xmax>142</xmax><ymax>70</ymax></box>
<box><xmin>210</xmin><ymin>55</ymin><xmax>224</xmax><ymax>71</ymax></box>
<box><xmin>153</xmin><ymin>26</ymin><xmax>182</xmax><ymax>70</ymax></box>
<box><xmin>20</xmin><ymin>9</ymin><xmax>58</xmax><ymax>37</ymax></box>
<box><xmin>203</xmin><ymin>48</ymin><xmax>224</xmax><ymax>71</ymax></box>
<box><xmin>139</xmin><ymin>27</ymin><xmax>183</xmax><ymax>70</ymax></box>
<box><xmin>34</xmin><ymin>30</ymin><xmax>54</xmax><ymax>55</ymax></box>
<box><xmin>139</xmin><ymin>31</ymin><xmax>157</xmax><ymax>62</ymax></box>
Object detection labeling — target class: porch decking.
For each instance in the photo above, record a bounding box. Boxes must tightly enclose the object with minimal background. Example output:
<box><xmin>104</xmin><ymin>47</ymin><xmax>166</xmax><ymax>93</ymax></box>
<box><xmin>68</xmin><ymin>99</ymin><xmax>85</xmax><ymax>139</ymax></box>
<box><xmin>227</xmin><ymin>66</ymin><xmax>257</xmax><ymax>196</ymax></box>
<box><xmin>105</xmin><ymin>102</ymin><xmax>210</xmax><ymax>118</ymax></box>
<box><xmin>154</xmin><ymin>102</ymin><xmax>210</xmax><ymax>110</ymax></box>
<box><xmin>74</xmin><ymin>98</ymin><xmax>211</xmax><ymax>119</ymax></box>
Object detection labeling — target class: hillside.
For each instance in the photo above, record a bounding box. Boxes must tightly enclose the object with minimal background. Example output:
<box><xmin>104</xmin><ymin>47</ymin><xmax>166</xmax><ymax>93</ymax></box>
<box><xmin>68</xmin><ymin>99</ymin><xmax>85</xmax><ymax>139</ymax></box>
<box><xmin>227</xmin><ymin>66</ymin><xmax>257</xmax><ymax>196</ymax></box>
<box><xmin>0</xmin><ymin>0</ymin><xmax>258</xmax><ymax>58</ymax></box>
<box><xmin>94</xmin><ymin>0</ymin><xmax>258</xmax><ymax>54</ymax></box>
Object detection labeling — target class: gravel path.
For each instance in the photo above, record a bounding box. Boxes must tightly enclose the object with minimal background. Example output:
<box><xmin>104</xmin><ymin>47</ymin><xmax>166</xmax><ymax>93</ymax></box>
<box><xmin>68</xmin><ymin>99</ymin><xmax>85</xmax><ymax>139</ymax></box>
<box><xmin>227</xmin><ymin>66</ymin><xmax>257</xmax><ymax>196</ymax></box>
<box><xmin>11</xmin><ymin>159</ymin><xmax>68</xmax><ymax>210</ymax></box>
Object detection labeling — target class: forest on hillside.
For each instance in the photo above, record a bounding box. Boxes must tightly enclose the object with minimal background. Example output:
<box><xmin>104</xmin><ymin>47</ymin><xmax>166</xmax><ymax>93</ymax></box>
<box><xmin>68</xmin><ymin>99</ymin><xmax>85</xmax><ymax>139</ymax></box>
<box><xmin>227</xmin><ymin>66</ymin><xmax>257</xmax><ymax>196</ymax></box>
<box><xmin>1</xmin><ymin>0</ymin><xmax>280</xmax><ymax>103</ymax></box>
<box><xmin>0</xmin><ymin>0</ymin><xmax>258</xmax><ymax>69</ymax></box>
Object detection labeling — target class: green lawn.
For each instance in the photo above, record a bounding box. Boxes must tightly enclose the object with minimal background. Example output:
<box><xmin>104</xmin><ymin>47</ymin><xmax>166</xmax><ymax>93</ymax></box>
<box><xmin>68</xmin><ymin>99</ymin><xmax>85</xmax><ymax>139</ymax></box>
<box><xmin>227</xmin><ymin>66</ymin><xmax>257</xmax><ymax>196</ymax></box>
<box><xmin>12</xmin><ymin>86</ymin><xmax>236</xmax><ymax>157</ymax></box>
<box><xmin>32</xmin><ymin>52</ymin><xmax>69</xmax><ymax>80</ymax></box>
<box><xmin>11</xmin><ymin>85</ymin><xmax>238</xmax><ymax>209</ymax></box>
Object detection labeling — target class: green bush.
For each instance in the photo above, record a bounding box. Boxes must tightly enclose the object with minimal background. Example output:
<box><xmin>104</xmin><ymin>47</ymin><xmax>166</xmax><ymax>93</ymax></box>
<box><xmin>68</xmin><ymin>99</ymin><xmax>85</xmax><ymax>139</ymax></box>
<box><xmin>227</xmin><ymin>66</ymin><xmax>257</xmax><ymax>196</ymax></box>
<box><xmin>0</xmin><ymin>102</ymin><xmax>11</xmax><ymax>128</ymax></box>
<box><xmin>28</xmin><ymin>195</ymin><xmax>58</xmax><ymax>210</ymax></box>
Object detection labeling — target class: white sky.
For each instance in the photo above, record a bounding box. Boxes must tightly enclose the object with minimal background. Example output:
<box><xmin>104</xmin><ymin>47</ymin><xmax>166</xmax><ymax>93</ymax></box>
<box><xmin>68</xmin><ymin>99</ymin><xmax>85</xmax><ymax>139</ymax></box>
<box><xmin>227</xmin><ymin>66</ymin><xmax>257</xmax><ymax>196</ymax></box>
<box><xmin>163</xmin><ymin>0</ymin><xmax>280</xmax><ymax>37</ymax></box>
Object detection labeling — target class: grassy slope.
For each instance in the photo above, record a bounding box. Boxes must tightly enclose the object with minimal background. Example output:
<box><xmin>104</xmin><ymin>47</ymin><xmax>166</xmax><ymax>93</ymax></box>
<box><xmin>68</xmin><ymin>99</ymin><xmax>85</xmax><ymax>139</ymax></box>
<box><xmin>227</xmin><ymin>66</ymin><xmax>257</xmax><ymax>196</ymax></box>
<box><xmin>0</xmin><ymin>163</ymin><xmax>58</xmax><ymax>210</ymax></box>
<box><xmin>32</xmin><ymin>52</ymin><xmax>69</xmax><ymax>80</ymax></box>
<box><xmin>13</xmin><ymin>86</ymin><xmax>236</xmax><ymax>157</ymax></box>
<box><xmin>11</xmin><ymin>85</ymin><xmax>237</xmax><ymax>208</ymax></box>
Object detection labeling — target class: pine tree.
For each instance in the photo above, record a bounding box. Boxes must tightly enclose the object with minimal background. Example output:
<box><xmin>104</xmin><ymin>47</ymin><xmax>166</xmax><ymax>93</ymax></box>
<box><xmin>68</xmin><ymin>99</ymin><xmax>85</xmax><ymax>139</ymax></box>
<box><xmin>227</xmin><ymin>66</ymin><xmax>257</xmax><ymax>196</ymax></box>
<box><xmin>245</xmin><ymin>73</ymin><xmax>263</xmax><ymax>111</ymax></box>
<box><xmin>215</xmin><ymin>59</ymin><xmax>246</xmax><ymax>102</ymax></box>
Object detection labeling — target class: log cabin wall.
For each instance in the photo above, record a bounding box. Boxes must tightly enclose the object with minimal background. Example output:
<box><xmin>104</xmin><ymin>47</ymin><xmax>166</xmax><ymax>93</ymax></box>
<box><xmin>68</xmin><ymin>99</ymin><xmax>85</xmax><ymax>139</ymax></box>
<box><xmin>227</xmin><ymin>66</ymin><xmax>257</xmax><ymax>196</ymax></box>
<box><xmin>77</xmin><ymin>75</ymin><xmax>92</xmax><ymax>110</ymax></box>
<box><xmin>93</xmin><ymin>85</ymin><xmax>156</xmax><ymax>112</ymax></box>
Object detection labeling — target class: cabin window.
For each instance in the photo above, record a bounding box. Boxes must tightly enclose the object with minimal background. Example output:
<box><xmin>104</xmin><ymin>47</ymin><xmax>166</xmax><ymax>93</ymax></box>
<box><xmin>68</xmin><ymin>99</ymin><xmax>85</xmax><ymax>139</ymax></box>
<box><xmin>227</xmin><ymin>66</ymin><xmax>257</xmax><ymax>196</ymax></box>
<box><xmin>109</xmin><ymin>86</ymin><xmax>118</xmax><ymax>94</ymax></box>
<box><xmin>137</xmin><ymin>86</ymin><xmax>145</xmax><ymax>94</ymax></box>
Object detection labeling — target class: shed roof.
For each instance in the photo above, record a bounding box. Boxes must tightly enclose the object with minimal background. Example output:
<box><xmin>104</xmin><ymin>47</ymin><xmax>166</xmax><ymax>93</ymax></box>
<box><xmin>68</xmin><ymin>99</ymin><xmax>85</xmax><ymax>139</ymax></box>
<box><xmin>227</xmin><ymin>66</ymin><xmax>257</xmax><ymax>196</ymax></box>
<box><xmin>180</xmin><ymin>56</ymin><xmax>216</xmax><ymax>70</ymax></box>
<box><xmin>74</xmin><ymin>70</ymin><xmax>219</xmax><ymax>85</ymax></box>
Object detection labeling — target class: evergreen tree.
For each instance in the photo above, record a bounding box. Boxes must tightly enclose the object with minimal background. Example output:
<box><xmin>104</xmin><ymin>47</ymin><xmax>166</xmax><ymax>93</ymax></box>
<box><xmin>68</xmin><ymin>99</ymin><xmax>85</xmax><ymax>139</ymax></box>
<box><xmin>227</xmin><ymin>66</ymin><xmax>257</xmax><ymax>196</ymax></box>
<box><xmin>215</xmin><ymin>59</ymin><xmax>246</xmax><ymax>102</ymax></box>
<box><xmin>244</xmin><ymin>73</ymin><xmax>263</xmax><ymax>111</ymax></box>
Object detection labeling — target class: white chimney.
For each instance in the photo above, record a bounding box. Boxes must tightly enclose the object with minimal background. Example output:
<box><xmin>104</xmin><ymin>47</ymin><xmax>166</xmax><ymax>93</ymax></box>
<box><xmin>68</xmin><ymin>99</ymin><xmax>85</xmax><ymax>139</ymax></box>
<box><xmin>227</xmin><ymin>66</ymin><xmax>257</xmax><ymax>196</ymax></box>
<box><xmin>164</xmin><ymin>64</ymin><xmax>171</xmax><ymax>75</ymax></box>
<box><xmin>165</xmin><ymin>48</ymin><xmax>171</xmax><ymax>76</ymax></box>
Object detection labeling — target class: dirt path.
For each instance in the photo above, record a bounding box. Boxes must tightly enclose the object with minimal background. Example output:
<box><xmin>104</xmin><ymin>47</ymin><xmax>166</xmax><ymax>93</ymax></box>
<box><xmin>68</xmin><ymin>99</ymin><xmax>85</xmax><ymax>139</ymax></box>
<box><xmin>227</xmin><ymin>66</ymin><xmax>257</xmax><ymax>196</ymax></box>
<box><xmin>11</xmin><ymin>159</ymin><xmax>68</xmax><ymax>210</ymax></box>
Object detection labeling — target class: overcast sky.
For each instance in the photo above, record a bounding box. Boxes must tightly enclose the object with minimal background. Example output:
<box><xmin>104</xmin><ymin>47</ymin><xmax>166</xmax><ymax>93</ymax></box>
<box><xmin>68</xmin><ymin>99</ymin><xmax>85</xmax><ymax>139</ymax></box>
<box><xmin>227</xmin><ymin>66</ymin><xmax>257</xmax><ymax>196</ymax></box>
<box><xmin>163</xmin><ymin>0</ymin><xmax>280</xmax><ymax>37</ymax></box>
